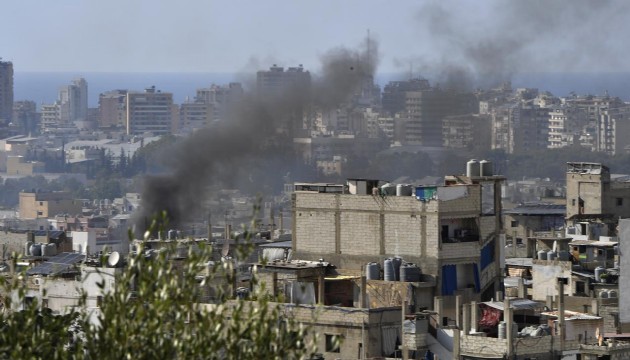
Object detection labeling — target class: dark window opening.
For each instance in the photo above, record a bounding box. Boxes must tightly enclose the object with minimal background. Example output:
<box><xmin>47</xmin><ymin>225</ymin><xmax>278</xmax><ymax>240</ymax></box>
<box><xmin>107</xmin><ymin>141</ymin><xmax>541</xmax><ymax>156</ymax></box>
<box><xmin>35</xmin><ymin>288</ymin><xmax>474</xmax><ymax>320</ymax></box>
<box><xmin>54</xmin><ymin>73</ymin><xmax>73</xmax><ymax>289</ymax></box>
<box><xmin>617</xmin><ymin>198</ymin><xmax>623</xmax><ymax>206</ymax></box>
<box><xmin>325</xmin><ymin>334</ymin><xmax>340</xmax><ymax>353</ymax></box>
<box><xmin>511</xmin><ymin>220</ymin><xmax>519</xmax><ymax>228</ymax></box>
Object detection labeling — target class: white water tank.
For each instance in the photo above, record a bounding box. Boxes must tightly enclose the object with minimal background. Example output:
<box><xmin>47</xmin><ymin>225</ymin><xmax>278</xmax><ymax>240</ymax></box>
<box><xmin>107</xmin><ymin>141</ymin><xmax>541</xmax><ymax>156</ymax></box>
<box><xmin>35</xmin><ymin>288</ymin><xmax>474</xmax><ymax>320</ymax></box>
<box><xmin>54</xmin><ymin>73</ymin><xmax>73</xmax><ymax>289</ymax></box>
<box><xmin>467</xmin><ymin>159</ymin><xmax>480</xmax><ymax>177</ymax></box>
<box><xmin>396</xmin><ymin>184</ymin><xmax>413</xmax><ymax>196</ymax></box>
<box><xmin>594</xmin><ymin>267</ymin><xmax>605</xmax><ymax>282</ymax></box>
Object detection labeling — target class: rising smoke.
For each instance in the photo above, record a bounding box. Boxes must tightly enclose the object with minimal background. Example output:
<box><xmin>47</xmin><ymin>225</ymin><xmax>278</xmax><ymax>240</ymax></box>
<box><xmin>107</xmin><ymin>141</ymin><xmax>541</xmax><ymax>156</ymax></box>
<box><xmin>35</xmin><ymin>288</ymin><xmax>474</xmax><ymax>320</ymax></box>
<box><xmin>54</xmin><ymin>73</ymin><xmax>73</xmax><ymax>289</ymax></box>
<box><xmin>405</xmin><ymin>0</ymin><xmax>630</xmax><ymax>90</ymax></box>
<box><xmin>136</xmin><ymin>38</ymin><xmax>379</xmax><ymax>230</ymax></box>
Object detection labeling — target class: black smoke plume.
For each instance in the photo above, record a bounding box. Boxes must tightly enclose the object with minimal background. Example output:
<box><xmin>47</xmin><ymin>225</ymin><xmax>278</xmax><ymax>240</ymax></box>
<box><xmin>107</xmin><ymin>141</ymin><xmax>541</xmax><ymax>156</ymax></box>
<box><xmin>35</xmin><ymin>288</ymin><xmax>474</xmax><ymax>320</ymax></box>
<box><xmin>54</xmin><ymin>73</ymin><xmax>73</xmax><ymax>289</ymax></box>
<box><xmin>404</xmin><ymin>0</ymin><xmax>630</xmax><ymax>90</ymax></box>
<box><xmin>136</xmin><ymin>38</ymin><xmax>379</xmax><ymax>231</ymax></box>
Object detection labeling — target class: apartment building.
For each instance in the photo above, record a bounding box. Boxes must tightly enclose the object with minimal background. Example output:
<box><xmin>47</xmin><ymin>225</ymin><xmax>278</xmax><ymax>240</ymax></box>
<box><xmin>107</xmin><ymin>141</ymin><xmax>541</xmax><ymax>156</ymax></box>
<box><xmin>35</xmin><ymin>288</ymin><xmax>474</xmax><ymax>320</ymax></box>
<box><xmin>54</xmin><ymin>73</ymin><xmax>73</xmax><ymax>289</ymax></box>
<box><xmin>98</xmin><ymin>90</ymin><xmax>127</xmax><ymax>128</ymax></box>
<box><xmin>19</xmin><ymin>191</ymin><xmax>83</xmax><ymax>220</ymax></box>
<box><xmin>126</xmin><ymin>86</ymin><xmax>175</xmax><ymax>135</ymax></box>
<box><xmin>292</xmin><ymin>163</ymin><xmax>505</xmax><ymax>311</ymax></box>
<box><xmin>0</xmin><ymin>60</ymin><xmax>13</xmax><ymax>124</ymax></box>
<box><xmin>598</xmin><ymin>107</ymin><xmax>630</xmax><ymax>155</ymax></box>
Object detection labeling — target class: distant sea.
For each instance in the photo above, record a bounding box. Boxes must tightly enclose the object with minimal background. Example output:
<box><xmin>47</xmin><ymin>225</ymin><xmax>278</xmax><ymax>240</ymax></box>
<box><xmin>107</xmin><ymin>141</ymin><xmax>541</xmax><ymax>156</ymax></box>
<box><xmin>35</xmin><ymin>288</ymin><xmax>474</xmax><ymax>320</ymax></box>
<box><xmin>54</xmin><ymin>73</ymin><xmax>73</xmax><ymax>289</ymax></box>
<box><xmin>14</xmin><ymin>71</ymin><xmax>630</xmax><ymax>108</ymax></box>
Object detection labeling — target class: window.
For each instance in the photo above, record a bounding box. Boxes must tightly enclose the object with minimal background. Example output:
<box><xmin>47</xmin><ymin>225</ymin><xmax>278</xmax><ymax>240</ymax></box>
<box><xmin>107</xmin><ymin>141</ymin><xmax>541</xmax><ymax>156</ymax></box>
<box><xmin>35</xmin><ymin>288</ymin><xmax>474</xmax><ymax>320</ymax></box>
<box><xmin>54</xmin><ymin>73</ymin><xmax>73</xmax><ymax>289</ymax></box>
<box><xmin>39</xmin><ymin>201</ymin><xmax>43</xmax><ymax>206</ymax></box>
<box><xmin>325</xmin><ymin>334</ymin><xmax>340</xmax><ymax>353</ymax></box>
<box><xmin>617</xmin><ymin>198</ymin><xmax>623</xmax><ymax>206</ymax></box>
<box><xmin>37</xmin><ymin>211</ymin><xmax>43</xmax><ymax>216</ymax></box>
<box><xmin>97</xmin><ymin>296</ymin><xmax>103</xmax><ymax>307</ymax></box>
<box><xmin>511</xmin><ymin>220</ymin><xmax>519</xmax><ymax>228</ymax></box>
<box><xmin>572</xmin><ymin>199</ymin><xmax>576</xmax><ymax>206</ymax></box>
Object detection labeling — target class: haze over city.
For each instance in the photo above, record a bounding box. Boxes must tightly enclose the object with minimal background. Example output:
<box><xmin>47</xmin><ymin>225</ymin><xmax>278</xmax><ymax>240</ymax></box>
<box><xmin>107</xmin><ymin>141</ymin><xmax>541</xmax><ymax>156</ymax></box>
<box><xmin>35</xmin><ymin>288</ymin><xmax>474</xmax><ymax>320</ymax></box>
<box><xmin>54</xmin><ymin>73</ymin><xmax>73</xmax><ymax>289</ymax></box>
<box><xmin>3</xmin><ymin>1</ymin><xmax>630</xmax><ymax>359</ymax></box>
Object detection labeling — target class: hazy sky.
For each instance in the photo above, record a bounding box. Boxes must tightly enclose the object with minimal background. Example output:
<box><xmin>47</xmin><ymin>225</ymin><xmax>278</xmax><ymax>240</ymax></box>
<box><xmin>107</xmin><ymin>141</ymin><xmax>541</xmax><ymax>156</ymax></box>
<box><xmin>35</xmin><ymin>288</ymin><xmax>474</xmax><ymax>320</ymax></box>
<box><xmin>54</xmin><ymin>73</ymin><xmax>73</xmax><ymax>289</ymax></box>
<box><xmin>2</xmin><ymin>0</ymin><xmax>629</xmax><ymax>76</ymax></box>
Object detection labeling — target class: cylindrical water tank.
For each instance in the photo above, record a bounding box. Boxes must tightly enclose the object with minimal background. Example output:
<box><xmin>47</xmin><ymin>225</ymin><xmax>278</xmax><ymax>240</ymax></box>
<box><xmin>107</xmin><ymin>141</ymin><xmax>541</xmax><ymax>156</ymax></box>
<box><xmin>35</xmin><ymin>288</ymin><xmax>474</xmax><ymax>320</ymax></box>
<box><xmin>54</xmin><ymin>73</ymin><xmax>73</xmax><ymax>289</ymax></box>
<box><xmin>594</xmin><ymin>267</ymin><xmax>605</xmax><ymax>283</ymax></box>
<box><xmin>467</xmin><ymin>159</ymin><xmax>480</xmax><ymax>177</ymax></box>
<box><xmin>384</xmin><ymin>259</ymin><xmax>395</xmax><ymax>281</ymax></box>
<box><xmin>366</xmin><ymin>262</ymin><xmax>380</xmax><ymax>280</ymax></box>
<box><xmin>25</xmin><ymin>241</ymin><xmax>33</xmax><ymax>256</ymax></box>
<box><xmin>30</xmin><ymin>243</ymin><xmax>41</xmax><ymax>257</ymax></box>
<box><xmin>392</xmin><ymin>257</ymin><xmax>403</xmax><ymax>281</ymax></box>
<box><xmin>381</xmin><ymin>183</ymin><xmax>396</xmax><ymax>196</ymax></box>
<box><xmin>557</xmin><ymin>250</ymin><xmax>570</xmax><ymax>261</ymax></box>
<box><xmin>396</xmin><ymin>184</ymin><xmax>413</xmax><ymax>197</ymax></box>
<box><xmin>537</xmin><ymin>250</ymin><xmax>547</xmax><ymax>260</ymax></box>
<box><xmin>600</xmin><ymin>290</ymin><xmax>609</xmax><ymax>299</ymax></box>
<box><xmin>480</xmin><ymin>160</ymin><xmax>493</xmax><ymax>177</ymax></box>
<box><xmin>547</xmin><ymin>251</ymin><xmax>557</xmax><ymax>261</ymax></box>
<box><xmin>46</xmin><ymin>243</ymin><xmax>57</xmax><ymax>257</ymax></box>
<box><xmin>498</xmin><ymin>321</ymin><xmax>507</xmax><ymax>339</ymax></box>
<box><xmin>609</xmin><ymin>290</ymin><xmax>618</xmax><ymax>298</ymax></box>
<box><xmin>400</xmin><ymin>263</ymin><xmax>421</xmax><ymax>282</ymax></box>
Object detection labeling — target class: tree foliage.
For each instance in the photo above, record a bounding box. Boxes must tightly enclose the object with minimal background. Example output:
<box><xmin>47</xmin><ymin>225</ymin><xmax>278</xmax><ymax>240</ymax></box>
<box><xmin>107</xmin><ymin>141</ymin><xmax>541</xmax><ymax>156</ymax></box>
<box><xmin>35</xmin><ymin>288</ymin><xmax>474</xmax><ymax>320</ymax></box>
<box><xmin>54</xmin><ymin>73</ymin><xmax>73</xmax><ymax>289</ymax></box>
<box><xmin>0</xmin><ymin>215</ymin><xmax>317</xmax><ymax>359</ymax></box>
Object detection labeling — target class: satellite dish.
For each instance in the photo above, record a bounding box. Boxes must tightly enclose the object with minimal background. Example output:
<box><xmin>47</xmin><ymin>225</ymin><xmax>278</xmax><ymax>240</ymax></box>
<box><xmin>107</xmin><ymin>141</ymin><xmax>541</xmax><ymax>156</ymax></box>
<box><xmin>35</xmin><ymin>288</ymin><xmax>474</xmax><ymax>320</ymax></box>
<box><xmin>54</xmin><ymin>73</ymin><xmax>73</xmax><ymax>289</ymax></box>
<box><xmin>221</xmin><ymin>240</ymin><xmax>230</xmax><ymax>257</ymax></box>
<box><xmin>107</xmin><ymin>251</ymin><xmax>120</xmax><ymax>267</ymax></box>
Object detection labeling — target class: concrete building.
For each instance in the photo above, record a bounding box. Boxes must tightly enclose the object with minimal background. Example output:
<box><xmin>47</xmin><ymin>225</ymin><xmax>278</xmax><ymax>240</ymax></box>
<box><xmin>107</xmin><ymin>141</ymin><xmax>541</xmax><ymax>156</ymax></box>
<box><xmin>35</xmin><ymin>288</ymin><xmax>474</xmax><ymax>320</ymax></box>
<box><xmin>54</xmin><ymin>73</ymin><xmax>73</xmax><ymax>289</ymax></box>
<box><xmin>0</xmin><ymin>60</ymin><xmax>13</xmax><ymax>124</ymax></box>
<box><xmin>292</xmin><ymin>165</ymin><xmax>505</xmax><ymax>307</ymax></box>
<box><xmin>6</xmin><ymin>155</ymin><xmax>45</xmax><ymax>175</ymax></box>
<box><xmin>195</xmin><ymin>83</ymin><xmax>243</xmax><ymax>122</ymax></box>
<box><xmin>598</xmin><ymin>106</ymin><xmax>630</xmax><ymax>155</ymax></box>
<box><xmin>404</xmin><ymin>89</ymin><xmax>476</xmax><ymax>147</ymax></box>
<box><xmin>492</xmin><ymin>102</ymin><xmax>550</xmax><ymax>154</ymax></box>
<box><xmin>179</xmin><ymin>100</ymin><xmax>213</xmax><ymax>132</ymax></box>
<box><xmin>98</xmin><ymin>90</ymin><xmax>127</xmax><ymax>128</ymax></box>
<box><xmin>256</xmin><ymin>65</ymin><xmax>311</xmax><ymax>101</ymax></box>
<box><xmin>18</xmin><ymin>191</ymin><xmax>82</xmax><ymax>220</ymax></box>
<box><xmin>40</xmin><ymin>103</ymin><xmax>61</xmax><ymax>133</ymax></box>
<box><xmin>59</xmin><ymin>78</ymin><xmax>88</xmax><ymax>125</ymax></box>
<box><xmin>548</xmin><ymin>106</ymin><xmax>587</xmax><ymax>149</ymax></box>
<box><xmin>442</xmin><ymin>114</ymin><xmax>491</xmax><ymax>152</ymax></box>
<box><xmin>381</xmin><ymin>78</ymin><xmax>430</xmax><ymax>116</ymax></box>
<box><xmin>12</xmin><ymin>100</ymin><xmax>39</xmax><ymax>135</ymax></box>
<box><xmin>126</xmin><ymin>86</ymin><xmax>175</xmax><ymax>135</ymax></box>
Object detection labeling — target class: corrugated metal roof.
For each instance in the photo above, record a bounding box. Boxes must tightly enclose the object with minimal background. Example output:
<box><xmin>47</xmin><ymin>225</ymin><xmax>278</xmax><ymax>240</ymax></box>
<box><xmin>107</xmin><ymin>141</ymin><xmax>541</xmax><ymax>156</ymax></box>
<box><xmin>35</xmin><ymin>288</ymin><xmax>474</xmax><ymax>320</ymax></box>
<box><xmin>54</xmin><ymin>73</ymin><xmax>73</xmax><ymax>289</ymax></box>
<box><xmin>482</xmin><ymin>298</ymin><xmax>543</xmax><ymax>311</ymax></box>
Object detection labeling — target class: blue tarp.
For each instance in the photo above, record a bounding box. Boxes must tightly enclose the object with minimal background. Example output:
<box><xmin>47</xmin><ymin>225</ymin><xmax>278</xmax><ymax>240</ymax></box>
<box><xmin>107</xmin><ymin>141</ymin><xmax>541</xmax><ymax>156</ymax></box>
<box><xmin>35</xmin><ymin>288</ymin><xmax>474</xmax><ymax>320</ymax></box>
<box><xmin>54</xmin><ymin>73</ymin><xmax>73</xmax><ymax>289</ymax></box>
<box><xmin>480</xmin><ymin>240</ymin><xmax>494</xmax><ymax>270</ymax></box>
<box><xmin>473</xmin><ymin>263</ymin><xmax>480</xmax><ymax>293</ymax></box>
<box><xmin>415</xmin><ymin>186</ymin><xmax>437</xmax><ymax>201</ymax></box>
<box><xmin>441</xmin><ymin>264</ymin><xmax>457</xmax><ymax>296</ymax></box>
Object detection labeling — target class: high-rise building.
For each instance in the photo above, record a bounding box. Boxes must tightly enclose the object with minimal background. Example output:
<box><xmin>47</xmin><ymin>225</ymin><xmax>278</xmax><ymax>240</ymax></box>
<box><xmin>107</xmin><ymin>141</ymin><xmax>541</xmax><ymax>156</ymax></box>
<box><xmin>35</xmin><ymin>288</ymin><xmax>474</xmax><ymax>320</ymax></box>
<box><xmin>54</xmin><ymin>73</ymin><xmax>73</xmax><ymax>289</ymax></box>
<box><xmin>195</xmin><ymin>83</ymin><xmax>243</xmax><ymax>122</ymax></box>
<box><xmin>381</xmin><ymin>78</ymin><xmax>430</xmax><ymax>116</ymax></box>
<box><xmin>256</xmin><ymin>65</ymin><xmax>311</xmax><ymax>101</ymax></box>
<box><xmin>12</xmin><ymin>100</ymin><xmax>39</xmax><ymax>135</ymax></box>
<box><xmin>126</xmin><ymin>86</ymin><xmax>175</xmax><ymax>135</ymax></box>
<box><xmin>59</xmin><ymin>78</ymin><xmax>88</xmax><ymax>124</ymax></box>
<box><xmin>0</xmin><ymin>60</ymin><xmax>14</xmax><ymax>124</ymax></box>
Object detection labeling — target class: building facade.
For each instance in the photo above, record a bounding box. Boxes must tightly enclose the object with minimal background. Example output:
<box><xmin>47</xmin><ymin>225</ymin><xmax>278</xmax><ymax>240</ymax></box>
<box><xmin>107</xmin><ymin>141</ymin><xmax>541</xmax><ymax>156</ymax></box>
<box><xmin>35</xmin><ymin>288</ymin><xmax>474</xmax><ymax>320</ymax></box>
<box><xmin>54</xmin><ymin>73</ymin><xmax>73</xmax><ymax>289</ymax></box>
<box><xmin>126</xmin><ymin>87</ymin><xmax>175</xmax><ymax>135</ymax></box>
<box><xmin>0</xmin><ymin>60</ymin><xmax>13</xmax><ymax>124</ymax></box>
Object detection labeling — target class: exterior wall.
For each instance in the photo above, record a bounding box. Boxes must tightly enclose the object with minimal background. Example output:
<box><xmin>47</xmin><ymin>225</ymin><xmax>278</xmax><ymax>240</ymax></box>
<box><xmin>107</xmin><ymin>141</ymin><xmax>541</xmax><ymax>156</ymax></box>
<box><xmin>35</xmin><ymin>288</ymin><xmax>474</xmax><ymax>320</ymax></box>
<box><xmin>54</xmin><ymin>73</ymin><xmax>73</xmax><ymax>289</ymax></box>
<box><xmin>531</xmin><ymin>259</ymin><xmax>573</xmax><ymax>301</ymax></box>
<box><xmin>460</xmin><ymin>334</ymin><xmax>581</xmax><ymax>359</ymax></box>
<box><xmin>566</xmin><ymin>171</ymin><xmax>604</xmax><ymax>218</ymax></box>
<box><xmin>620</xmin><ymin>219</ymin><xmax>630</xmax><ymax>327</ymax></box>
<box><xmin>580</xmin><ymin>344</ymin><xmax>630</xmax><ymax>360</ymax></box>
<box><xmin>19</xmin><ymin>192</ymin><xmax>82</xmax><ymax>219</ymax></box>
<box><xmin>126</xmin><ymin>88</ymin><xmax>174</xmax><ymax>135</ymax></box>
<box><xmin>6</xmin><ymin>156</ymin><xmax>45</xmax><ymax>175</ymax></box>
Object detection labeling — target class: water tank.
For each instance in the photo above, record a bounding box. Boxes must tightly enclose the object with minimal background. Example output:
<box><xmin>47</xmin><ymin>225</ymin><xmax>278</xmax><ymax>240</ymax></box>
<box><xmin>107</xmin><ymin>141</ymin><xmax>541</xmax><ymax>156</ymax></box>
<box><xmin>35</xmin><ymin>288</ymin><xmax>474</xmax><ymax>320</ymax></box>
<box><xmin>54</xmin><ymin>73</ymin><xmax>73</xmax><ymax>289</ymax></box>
<box><xmin>366</xmin><ymin>262</ymin><xmax>380</xmax><ymax>280</ymax></box>
<box><xmin>480</xmin><ymin>160</ymin><xmax>493</xmax><ymax>176</ymax></box>
<box><xmin>384</xmin><ymin>259</ymin><xmax>396</xmax><ymax>281</ymax></box>
<box><xmin>396</xmin><ymin>184</ymin><xmax>413</xmax><ymax>197</ymax></box>
<box><xmin>168</xmin><ymin>229</ymin><xmax>177</xmax><ymax>240</ymax></box>
<box><xmin>392</xmin><ymin>257</ymin><xmax>403</xmax><ymax>281</ymax></box>
<box><xmin>557</xmin><ymin>250</ymin><xmax>570</xmax><ymax>261</ymax></box>
<box><xmin>400</xmin><ymin>263</ymin><xmax>421</xmax><ymax>282</ymax></box>
<box><xmin>594</xmin><ymin>267</ymin><xmax>605</xmax><ymax>282</ymax></box>
<box><xmin>380</xmin><ymin>183</ymin><xmax>396</xmax><ymax>196</ymax></box>
<box><xmin>30</xmin><ymin>243</ymin><xmax>41</xmax><ymax>257</ymax></box>
<box><xmin>46</xmin><ymin>243</ymin><xmax>57</xmax><ymax>257</ymax></box>
<box><xmin>600</xmin><ymin>290</ymin><xmax>609</xmax><ymax>299</ymax></box>
<box><xmin>537</xmin><ymin>250</ymin><xmax>547</xmax><ymax>260</ymax></box>
<box><xmin>467</xmin><ymin>159</ymin><xmax>480</xmax><ymax>177</ymax></box>
<box><xmin>498</xmin><ymin>321</ymin><xmax>507</xmax><ymax>339</ymax></box>
<box><xmin>25</xmin><ymin>241</ymin><xmax>33</xmax><ymax>256</ymax></box>
<box><xmin>547</xmin><ymin>251</ymin><xmax>557</xmax><ymax>261</ymax></box>
<box><xmin>609</xmin><ymin>290</ymin><xmax>618</xmax><ymax>298</ymax></box>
